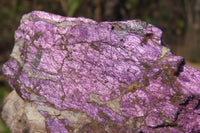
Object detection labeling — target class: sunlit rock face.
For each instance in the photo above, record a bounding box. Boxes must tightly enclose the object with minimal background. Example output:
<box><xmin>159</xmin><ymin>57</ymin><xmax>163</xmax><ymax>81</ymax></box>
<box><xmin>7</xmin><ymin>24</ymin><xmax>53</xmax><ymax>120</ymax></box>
<box><xmin>2</xmin><ymin>11</ymin><xmax>200</xmax><ymax>133</ymax></box>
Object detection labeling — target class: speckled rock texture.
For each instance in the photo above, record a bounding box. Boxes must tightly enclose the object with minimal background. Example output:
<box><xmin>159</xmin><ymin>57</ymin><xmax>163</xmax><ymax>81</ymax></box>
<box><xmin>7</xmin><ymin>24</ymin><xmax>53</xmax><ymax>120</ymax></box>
<box><xmin>2</xmin><ymin>11</ymin><xmax>200</xmax><ymax>133</ymax></box>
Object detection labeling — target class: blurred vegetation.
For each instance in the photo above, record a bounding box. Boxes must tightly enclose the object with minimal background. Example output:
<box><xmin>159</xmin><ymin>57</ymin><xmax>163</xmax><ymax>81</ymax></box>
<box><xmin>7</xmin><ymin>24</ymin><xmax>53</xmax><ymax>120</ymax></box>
<box><xmin>0</xmin><ymin>0</ymin><xmax>199</xmax><ymax>132</ymax></box>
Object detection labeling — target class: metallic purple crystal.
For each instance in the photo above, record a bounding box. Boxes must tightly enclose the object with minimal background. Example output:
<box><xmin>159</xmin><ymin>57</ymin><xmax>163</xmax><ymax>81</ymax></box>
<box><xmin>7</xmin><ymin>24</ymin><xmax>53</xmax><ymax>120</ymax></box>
<box><xmin>2</xmin><ymin>11</ymin><xmax>200</xmax><ymax>132</ymax></box>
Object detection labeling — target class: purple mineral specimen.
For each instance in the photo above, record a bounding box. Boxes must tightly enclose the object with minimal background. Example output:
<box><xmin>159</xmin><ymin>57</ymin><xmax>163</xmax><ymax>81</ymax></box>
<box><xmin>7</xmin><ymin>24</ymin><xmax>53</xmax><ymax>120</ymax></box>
<box><xmin>2</xmin><ymin>11</ymin><xmax>200</xmax><ymax>133</ymax></box>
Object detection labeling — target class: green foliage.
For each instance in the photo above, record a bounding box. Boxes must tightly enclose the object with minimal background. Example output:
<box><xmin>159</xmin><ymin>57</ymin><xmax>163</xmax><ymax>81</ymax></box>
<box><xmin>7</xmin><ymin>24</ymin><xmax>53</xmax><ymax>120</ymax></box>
<box><xmin>189</xmin><ymin>56</ymin><xmax>198</xmax><ymax>63</ymax></box>
<box><xmin>67</xmin><ymin>0</ymin><xmax>82</xmax><ymax>17</ymax></box>
<box><xmin>174</xmin><ymin>19</ymin><xmax>185</xmax><ymax>30</ymax></box>
<box><xmin>141</xmin><ymin>16</ymin><xmax>152</xmax><ymax>24</ymax></box>
<box><xmin>0</xmin><ymin>120</ymin><xmax>10</xmax><ymax>133</ymax></box>
<box><xmin>128</xmin><ymin>0</ymin><xmax>138</xmax><ymax>7</ymax></box>
<box><xmin>0</xmin><ymin>84</ymin><xmax>11</xmax><ymax>133</ymax></box>
<box><xmin>0</xmin><ymin>84</ymin><xmax>12</xmax><ymax>106</ymax></box>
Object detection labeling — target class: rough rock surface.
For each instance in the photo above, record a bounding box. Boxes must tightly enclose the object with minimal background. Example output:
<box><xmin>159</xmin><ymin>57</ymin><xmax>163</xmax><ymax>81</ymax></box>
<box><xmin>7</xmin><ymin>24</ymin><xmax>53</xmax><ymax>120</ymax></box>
<box><xmin>2</xmin><ymin>11</ymin><xmax>200</xmax><ymax>133</ymax></box>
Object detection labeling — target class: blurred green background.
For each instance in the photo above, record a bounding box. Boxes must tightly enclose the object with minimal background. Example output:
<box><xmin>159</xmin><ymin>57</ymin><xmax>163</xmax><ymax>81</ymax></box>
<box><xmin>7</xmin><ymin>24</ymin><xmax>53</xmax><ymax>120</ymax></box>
<box><xmin>0</xmin><ymin>0</ymin><xmax>200</xmax><ymax>132</ymax></box>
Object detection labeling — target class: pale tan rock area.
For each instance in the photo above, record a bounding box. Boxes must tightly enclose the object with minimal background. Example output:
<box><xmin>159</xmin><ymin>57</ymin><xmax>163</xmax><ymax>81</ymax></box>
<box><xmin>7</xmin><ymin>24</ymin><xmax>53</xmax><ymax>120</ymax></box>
<box><xmin>1</xmin><ymin>91</ymin><xmax>46</xmax><ymax>133</ymax></box>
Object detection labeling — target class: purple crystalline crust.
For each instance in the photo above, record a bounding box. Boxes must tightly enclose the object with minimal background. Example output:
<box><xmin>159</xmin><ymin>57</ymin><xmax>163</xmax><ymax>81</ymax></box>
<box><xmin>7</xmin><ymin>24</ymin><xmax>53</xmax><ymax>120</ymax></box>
<box><xmin>2</xmin><ymin>11</ymin><xmax>200</xmax><ymax>133</ymax></box>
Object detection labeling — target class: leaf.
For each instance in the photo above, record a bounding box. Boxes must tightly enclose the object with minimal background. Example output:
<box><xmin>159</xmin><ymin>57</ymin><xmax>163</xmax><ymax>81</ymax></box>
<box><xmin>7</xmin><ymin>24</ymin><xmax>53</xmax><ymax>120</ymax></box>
<box><xmin>68</xmin><ymin>0</ymin><xmax>82</xmax><ymax>17</ymax></box>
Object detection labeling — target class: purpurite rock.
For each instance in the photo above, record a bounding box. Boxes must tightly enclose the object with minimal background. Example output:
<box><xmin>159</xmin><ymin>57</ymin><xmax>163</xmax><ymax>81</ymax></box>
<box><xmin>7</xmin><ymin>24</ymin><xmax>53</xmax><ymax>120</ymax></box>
<box><xmin>2</xmin><ymin>11</ymin><xmax>200</xmax><ymax>133</ymax></box>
